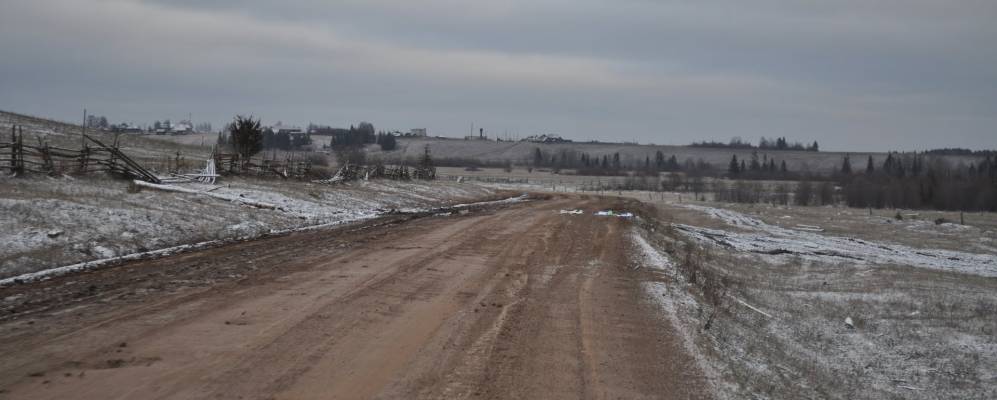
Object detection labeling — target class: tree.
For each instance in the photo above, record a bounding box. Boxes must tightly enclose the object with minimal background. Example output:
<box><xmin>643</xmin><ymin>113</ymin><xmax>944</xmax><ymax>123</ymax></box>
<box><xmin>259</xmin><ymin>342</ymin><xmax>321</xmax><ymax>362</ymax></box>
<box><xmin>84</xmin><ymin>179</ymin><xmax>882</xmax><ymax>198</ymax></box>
<box><xmin>414</xmin><ymin>144</ymin><xmax>436</xmax><ymax>180</ymax></box>
<box><xmin>228</xmin><ymin>115</ymin><xmax>263</xmax><ymax>166</ymax></box>
<box><xmin>216</xmin><ymin>132</ymin><xmax>229</xmax><ymax>149</ymax></box>
<box><xmin>533</xmin><ymin>147</ymin><xmax>544</xmax><ymax>167</ymax></box>
<box><xmin>377</xmin><ymin>133</ymin><xmax>397</xmax><ymax>151</ymax></box>
<box><xmin>749</xmin><ymin>151</ymin><xmax>761</xmax><ymax>172</ymax></box>
<box><xmin>794</xmin><ymin>180</ymin><xmax>813</xmax><ymax>206</ymax></box>
<box><xmin>356</xmin><ymin>122</ymin><xmax>375</xmax><ymax>138</ymax></box>
<box><xmin>866</xmin><ymin>155</ymin><xmax>875</xmax><ymax>174</ymax></box>
<box><xmin>817</xmin><ymin>181</ymin><xmax>835</xmax><ymax>205</ymax></box>
<box><xmin>728</xmin><ymin>155</ymin><xmax>740</xmax><ymax>175</ymax></box>
<box><xmin>841</xmin><ymin>154</ymin><xmax>853</xmax><ymax>175</ymax></box>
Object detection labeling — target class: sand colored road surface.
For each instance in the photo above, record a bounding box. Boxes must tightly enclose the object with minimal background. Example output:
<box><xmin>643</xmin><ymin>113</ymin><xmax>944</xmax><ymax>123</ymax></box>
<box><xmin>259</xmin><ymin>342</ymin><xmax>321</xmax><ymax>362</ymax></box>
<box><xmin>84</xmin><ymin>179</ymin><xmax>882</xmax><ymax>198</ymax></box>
<box><xmin>0</xmin><ymin>196</ymin><xmax>709</xmax><ymax>399</ymax></box>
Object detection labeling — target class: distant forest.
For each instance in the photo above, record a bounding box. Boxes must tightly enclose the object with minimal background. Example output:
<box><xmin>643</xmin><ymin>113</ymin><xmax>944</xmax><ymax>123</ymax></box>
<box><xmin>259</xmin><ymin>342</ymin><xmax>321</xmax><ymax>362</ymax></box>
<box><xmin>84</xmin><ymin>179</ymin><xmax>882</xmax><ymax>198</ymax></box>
<box><xmin>690</xmin><ymin>136</ymin><xmax>819</xmax><ymax>152</ymax></box>
<box><xmin>529</xmin><ymin>148</ymin><xmax>713</xmax><ymax>176</ymax></box>
<box><xmin>841</xmin><ymin>153</ymin><xmax>997</xmax><ymax>212</ymax></box>
<box><xmin>710</xmin><ymin>152</ymin><xmax>997</xmax><ymax>212</ymax></box>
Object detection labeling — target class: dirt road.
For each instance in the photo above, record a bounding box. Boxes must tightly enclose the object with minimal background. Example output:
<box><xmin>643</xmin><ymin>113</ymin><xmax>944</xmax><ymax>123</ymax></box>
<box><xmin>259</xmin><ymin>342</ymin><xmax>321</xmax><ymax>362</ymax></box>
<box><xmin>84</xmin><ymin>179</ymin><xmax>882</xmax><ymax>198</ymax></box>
<box><xmin>0</xmin><ymin>195</ymin><xmax>710</xmax><ymax>399</ymax></box>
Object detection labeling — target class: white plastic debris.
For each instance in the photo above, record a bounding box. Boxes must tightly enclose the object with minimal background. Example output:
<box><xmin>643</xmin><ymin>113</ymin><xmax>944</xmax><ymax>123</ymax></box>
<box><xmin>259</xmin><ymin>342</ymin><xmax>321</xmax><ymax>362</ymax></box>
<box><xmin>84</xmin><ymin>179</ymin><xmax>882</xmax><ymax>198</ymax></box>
<box><xmin>560</xmin><ymin>209</ymin><xmax>583</xmax><ymax>215</ymax></box>
<box><xmin>594</xmin><ymin>210</ymin><xmax>634</xmax><ymax>218</ymax></box>
<box><xmin>845</xmin><ymin>317</ymin><xmax>855</xmax><ymax>329</ymax></box>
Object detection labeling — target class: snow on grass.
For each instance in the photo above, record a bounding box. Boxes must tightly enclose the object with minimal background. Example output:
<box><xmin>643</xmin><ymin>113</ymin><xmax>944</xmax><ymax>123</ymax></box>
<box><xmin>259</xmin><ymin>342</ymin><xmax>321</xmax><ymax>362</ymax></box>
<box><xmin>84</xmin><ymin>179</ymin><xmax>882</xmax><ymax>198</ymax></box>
<box><xmin>0</xmin><ymin>177</ymin><xmax>497</xmax><ymax>279</ymax></box>
<box><xmin>630</xmin><ymin>229</ymin><xmax>734</xmax><ymax>399</ymax></box>
<box><xmin>677</xmin><ymin>204</ymin><xmax>997</xmax><ymax>277</ymax></box>
<box><xmin>635</xmin><ymin>203</ymin><xmax>997</xmax><ymax>399</ymax></box>
<box><xmin>0</xmin><ymin>190</ymin><xmax>524</xmax><ymax>286</ymax></box>
<box><xmin>631</xmin><ymin>231</ymin><xmax>676</xmax><ymax>271</ymax></box>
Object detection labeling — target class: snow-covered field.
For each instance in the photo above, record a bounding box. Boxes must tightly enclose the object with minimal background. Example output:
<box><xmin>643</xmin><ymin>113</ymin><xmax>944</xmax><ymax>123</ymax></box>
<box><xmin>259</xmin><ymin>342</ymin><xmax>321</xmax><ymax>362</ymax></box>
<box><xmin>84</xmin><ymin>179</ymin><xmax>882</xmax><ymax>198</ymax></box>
<box><xmin>632</xmin><ymin>201</ymin><xmax>997</xmax><ymax>399</ymax></box>
<box><xmin>0</xmin><ymin>175</ymin><xmax>496</xmax><ymax>280</ymax></box>
<box><xmin>675</xmin><ymin>204</ymin><xmax>997</xmax><ymax>277</ymax></box>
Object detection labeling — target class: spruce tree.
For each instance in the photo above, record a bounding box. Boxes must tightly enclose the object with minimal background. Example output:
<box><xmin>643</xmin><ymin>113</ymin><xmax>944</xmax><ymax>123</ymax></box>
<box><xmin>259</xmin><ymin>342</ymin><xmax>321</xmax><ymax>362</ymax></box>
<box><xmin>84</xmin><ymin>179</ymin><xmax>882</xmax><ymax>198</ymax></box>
<box><xmin>728</xmin><ymin>155</ymin><xmax>740</xmax><ymax>175</ymax></box>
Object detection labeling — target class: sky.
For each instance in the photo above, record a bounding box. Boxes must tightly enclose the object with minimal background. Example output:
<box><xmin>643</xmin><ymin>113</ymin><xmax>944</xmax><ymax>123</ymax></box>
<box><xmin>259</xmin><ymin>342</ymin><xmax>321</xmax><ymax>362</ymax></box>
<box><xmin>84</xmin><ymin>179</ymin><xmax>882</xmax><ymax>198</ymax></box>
<box><xmin>1</xmin><ymin>0</ymin><xmax>995</xmax><ymax>151</ymax></box>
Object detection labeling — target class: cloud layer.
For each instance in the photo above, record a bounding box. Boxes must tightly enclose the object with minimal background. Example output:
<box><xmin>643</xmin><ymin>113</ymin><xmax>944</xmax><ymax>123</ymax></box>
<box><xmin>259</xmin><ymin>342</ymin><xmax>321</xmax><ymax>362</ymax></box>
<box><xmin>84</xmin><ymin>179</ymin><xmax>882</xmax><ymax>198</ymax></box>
<box><xmin>1</xmin><ymin>0</ymin><xmax>995</xmax><ymax>150</ymax></box>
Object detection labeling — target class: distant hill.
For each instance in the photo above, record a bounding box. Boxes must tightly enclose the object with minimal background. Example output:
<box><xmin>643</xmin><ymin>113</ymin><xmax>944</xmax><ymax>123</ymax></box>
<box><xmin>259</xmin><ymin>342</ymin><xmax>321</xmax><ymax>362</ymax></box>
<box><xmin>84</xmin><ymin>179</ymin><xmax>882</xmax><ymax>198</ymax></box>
<box><xmin>383</xmin><ymin>137</ymin><xmax>986</xmax><ymax>174</ymax></box>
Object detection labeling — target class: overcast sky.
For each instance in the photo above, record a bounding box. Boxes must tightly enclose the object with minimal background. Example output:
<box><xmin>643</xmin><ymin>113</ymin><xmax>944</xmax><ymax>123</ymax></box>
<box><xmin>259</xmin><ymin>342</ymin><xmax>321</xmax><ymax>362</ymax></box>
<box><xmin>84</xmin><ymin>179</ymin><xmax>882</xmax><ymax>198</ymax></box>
<box><xmin>1</xmin><ymin>0</ymin><xmax>995</xmax><ymax>151</ymax></box>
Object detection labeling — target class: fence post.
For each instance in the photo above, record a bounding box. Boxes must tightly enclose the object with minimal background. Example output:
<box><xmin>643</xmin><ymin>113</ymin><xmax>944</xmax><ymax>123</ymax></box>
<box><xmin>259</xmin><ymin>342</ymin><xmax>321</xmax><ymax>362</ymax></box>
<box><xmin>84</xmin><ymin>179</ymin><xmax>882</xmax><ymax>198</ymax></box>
<box><xmin>8</xmin><ymin>125</ymin><xmax>14</xmax><ymax>173</ymax></box>
<box><xmin>14</xmin><ymin>126</ymin><xmax>23</xmax><ymax>175</ymax></box>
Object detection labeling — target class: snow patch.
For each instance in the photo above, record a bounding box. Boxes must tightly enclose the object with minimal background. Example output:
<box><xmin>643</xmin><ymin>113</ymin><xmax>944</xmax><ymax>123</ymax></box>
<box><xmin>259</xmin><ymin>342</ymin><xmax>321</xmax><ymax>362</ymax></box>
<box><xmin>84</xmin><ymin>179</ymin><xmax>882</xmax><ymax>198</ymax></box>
<box><xmin>678</xmin><ymin>205</ymin><xmax>997</xmax><ymax>277</ymax></box>
<box><xmin>0</xmin><ymin>193</ymin><xmax>527</xmax><ymax>286</ymax></box>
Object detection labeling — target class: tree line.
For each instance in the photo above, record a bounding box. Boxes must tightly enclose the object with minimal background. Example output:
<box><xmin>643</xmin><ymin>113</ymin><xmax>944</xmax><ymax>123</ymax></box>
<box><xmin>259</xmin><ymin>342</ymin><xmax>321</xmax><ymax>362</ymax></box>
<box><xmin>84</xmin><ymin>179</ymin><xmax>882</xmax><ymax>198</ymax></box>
<box><xmin>691</xmin><ymin>136</ymin><xmax>818</xmax><ymax>152</ymax></box>
<box><xmin>726</xmin><ymin>152</ymin><xmax>794</xmax><ymax>180</ymax></box>
<box><xmin>711</xmin><ymin>152</ymin><xmax>995</xmax><ymax>212</ymax></box>
<box><xmin>313</xmin><ymin>122</ymin><xmax>397</xmax><ymax>151</ymax></box>
<box><xmin>530</xmin><ymin>148</ymin><xmax>712</xmax><ymax>176</ymax></box>
<box><xmin>840</xmin><ymin>153</ymin><xmax>996</xmax><ymax>212</ymax></box>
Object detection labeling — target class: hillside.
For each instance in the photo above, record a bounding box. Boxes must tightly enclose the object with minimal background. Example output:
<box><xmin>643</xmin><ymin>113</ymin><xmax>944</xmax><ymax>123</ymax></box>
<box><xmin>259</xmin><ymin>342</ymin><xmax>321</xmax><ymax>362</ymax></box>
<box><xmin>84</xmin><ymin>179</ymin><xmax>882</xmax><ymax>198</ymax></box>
<box><xmin>1</xmin><ymin>110</ymin><xmax>212</xmax><ymax>167</ymax></box>
<box><xmin>386</xmin><ymin>137</ymin><xmax>984</xmax><ymax>174</ymax></box>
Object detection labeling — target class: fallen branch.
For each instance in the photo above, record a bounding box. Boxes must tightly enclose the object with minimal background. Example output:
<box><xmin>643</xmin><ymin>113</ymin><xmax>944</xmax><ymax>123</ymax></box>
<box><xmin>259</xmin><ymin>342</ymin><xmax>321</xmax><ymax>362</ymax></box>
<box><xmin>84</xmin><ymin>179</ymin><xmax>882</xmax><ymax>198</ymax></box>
<box><xmin>728</xmin><ymin>295</ymin><xmax>774</xmax><ymax>318</ymax></box>
<box><xmin>133</xmin><ymin>180</ymin><xmax>282</xmax><ymax>210</ymax></box>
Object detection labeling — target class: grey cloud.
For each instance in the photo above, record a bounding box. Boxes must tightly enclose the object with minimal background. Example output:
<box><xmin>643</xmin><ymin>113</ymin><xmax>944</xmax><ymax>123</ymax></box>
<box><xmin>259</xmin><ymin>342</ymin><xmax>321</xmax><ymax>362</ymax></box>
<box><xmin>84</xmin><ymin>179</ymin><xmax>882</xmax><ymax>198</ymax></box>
<box><xmin>1</xmin><ymin>0</ymin><xmax>994</xmax><ymax>150</ymax></box>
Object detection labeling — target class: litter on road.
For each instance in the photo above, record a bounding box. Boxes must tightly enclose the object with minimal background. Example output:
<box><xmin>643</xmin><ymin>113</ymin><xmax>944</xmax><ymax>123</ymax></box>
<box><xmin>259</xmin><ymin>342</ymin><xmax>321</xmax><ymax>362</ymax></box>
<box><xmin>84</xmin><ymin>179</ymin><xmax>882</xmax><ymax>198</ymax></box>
<box><xmin>595</xmin><ymin>210</ymin><xmax>634</xmax><ymax>218</ymax></box>
<box><xmin>559</xmin><ymin>209</ymin><xmax>584</xmax><ymax>215</ymax></box>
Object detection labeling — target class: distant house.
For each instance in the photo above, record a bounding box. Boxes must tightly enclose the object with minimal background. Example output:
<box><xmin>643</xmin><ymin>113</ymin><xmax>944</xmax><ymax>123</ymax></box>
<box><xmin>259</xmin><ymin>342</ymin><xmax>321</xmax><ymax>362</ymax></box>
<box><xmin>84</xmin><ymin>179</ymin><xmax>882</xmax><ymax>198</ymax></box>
<box><xmin>272</xmin><ymin>123</ymin><xmax>303</xmax><ymax>135</ymax></box>
<box><xmin>409</xmin><ymin>128</ymin><xmax>427</xmax><ymax>137</ymax></box>
<box><xmin>111</xmin><ymin>123</ymin><xmax>143</xmax><ymax>134</ymax></box>
<box><xmin>271</xmin><ymin>123</ymin><xmax>308</xmax><ymax>142</ymax></box>
<box><xmin>523</xmin><ymin>134</ymin><xmax>570</xmax><ymax>144</ymax></box>
<box><xmin>170</xmin><ymin>121</ymin><xmax>194</xmax><ymax>135</ymax></box>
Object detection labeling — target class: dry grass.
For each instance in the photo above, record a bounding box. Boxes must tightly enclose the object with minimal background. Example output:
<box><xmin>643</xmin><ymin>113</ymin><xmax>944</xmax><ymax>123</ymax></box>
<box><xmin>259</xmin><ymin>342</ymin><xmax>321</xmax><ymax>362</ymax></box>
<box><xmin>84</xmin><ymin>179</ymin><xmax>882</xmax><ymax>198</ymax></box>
<box><xmin>638</xmin><ymin>201</ymin><xmax>997</xmax><ymax>399</ymax></box>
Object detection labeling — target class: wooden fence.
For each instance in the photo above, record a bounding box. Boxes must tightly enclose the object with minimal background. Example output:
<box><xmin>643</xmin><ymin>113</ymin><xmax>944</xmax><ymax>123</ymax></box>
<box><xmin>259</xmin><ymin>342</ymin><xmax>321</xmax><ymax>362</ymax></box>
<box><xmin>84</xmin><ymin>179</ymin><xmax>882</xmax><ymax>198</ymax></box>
<box><xmin>212</xmin><ymin>153</ymin><xmax>313</xmax><ymax>179</ymax></box>
<box><xmin>1</xmin><ymin>125</ymin><xmax>161</xmax><ymax>183</ymax></box>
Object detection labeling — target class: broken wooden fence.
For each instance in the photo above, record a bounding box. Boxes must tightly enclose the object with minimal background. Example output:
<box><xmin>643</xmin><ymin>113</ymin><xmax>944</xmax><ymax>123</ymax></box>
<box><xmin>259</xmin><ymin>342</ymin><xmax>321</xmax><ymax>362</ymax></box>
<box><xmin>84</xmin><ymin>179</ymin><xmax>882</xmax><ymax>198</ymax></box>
<box><xmin>212</xmin><ymin>153</ymin><xmax>313</xmax><ymax>179</ymax></box>
<box><xmin>1</xmin><ymin>125</ymin><xmax>161</xmax><ymax>183</ymax></box>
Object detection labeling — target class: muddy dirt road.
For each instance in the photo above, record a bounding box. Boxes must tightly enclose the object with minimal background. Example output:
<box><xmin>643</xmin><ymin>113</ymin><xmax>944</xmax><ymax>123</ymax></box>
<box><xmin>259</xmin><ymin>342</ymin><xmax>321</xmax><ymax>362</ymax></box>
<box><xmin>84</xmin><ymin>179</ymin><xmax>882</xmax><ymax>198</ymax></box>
<box><xmin>0</xmin><ymin>196</ymin><xmax>709</xmax><ymax>399</ymax></box>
